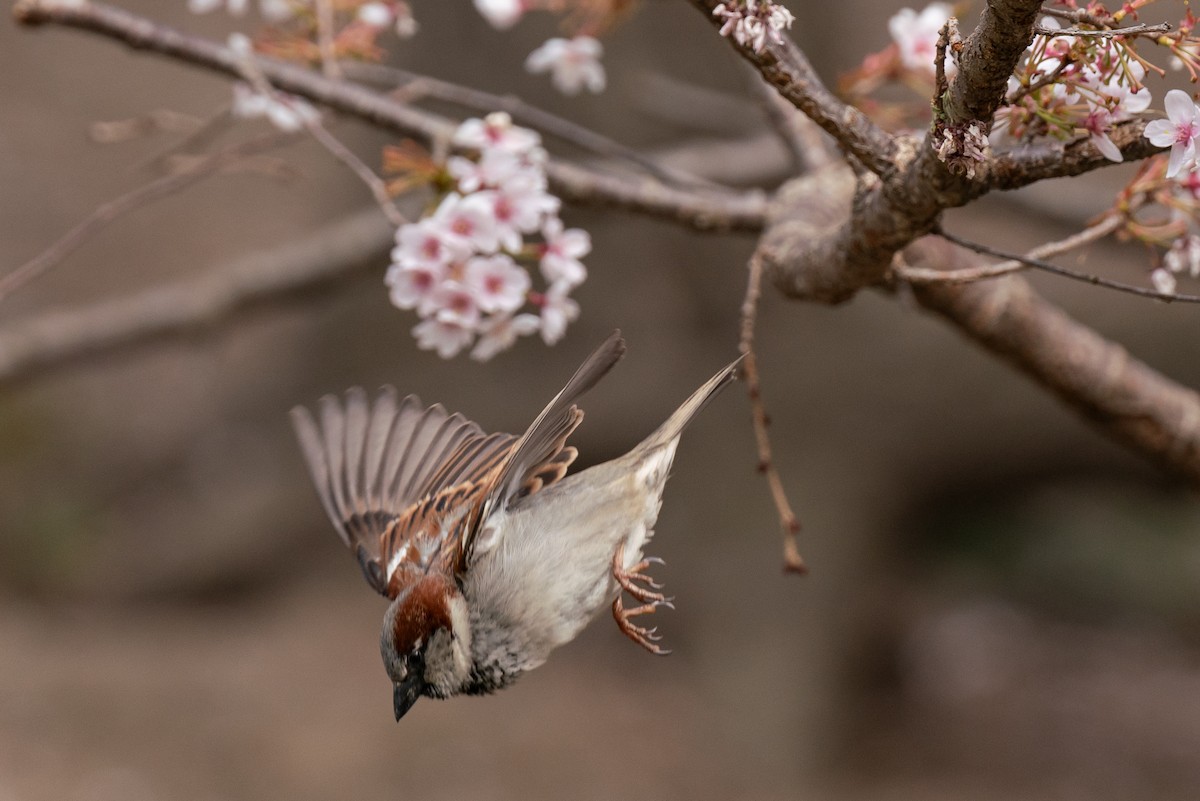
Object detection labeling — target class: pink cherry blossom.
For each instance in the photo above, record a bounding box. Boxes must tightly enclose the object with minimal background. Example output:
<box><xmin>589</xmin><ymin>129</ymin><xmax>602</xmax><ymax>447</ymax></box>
<box><xmin>888</xmin><ymin>3</ymin><xmax>955</xmax><ymax>77</ymax></box>
<box><xmin>385</xmin><ymin>261</ymin><xmax>447</xmax><ymax>310</ymax></box>
<box><xmin>464</xmin><ymin>254</ymin><xmax>531</xmax><ymax>314</ymax></box>
<box><xmin>433</xmin><ymin>192</ymin><xmax>502</xmax><ymax>254</ymax></box>
<box><xmin>538</xmin><ymin>283</ymin><xmax>580</xmax><ymax>345</ymax></box>
<box><xmin>539</xmin><ymin>218</ymin><xmax>589</xmax><ymax>288</ymax></box>
<box><xmin>448</xmin><ymin>148</ymin><xmax>525</xmax><ymax>194</ymax></box>
<box><xmin>1145</xmin><ymin>90</ymin><xmax>1200</xmax><ymax>179</ymax></box>
<box><xmin>525</xmin><ymin>37</ymin><xmax>606</xmax><ymax>95</ymax></box>
<box><xmin>391</xmin><ymin>217</ymin><xmax>471</xmax><ymax>269</ymax></box>
<box><xmin>413</xmin><ymin>315</ymin><xmax>475</xmax><ymax>359</ymax></box>
<box><xmin>418</xmin><ymin>280</ymin><xmax>481</xmax><ymax>327</ymax></box>
<box><xmin>453</xmin><ymin>112</ymin><xmax>542</xmax><ymax>155</ymax></box>
<box><xmin>471</xmin><ymin>313</ymin><xmax>540</xmax><ymax>361</ymax></box>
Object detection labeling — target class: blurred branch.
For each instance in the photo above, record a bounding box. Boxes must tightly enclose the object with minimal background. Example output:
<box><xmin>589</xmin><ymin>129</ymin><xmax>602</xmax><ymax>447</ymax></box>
<box><xmin>906</xmin><ymin>237</ymin><xmax>1200</xmax><ymax>485</ymax></box>
<box><xmin>686</xmin><ymin>0</ymin><xmax>897</xmax><ymax>176</ymax></box>
<box><xmin>341</xmin><ymin>62</ymin><xmax>717</xmax><ymax>190</ymax></box>
<box><xmin>13</xmin><ymin>0</ymin><xmax>765</xmax><ymax>233</ymax></box>
<box><xmin>0</xmin><ymin>131</ymin><xmax>295</xmax><ymax>303</ymax></box>
<box><xmin>0</xmin><ymin>211</ymin><xmax>391</xmax><ymax>388</ymax></box>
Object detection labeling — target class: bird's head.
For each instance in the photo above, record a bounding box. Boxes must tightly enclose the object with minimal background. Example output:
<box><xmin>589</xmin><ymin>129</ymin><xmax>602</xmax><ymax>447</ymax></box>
<box><xmin>380</xmin><ymin>573</ymin><xmax>472</xmax><ymax>721</ymax></box>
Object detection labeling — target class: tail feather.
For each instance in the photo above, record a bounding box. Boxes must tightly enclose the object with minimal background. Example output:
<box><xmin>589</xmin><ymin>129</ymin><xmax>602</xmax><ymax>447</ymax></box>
<box><xmin>640</xmin><ymin>354</ymin><xmax>745</xmax><ymax>451</ymax></box>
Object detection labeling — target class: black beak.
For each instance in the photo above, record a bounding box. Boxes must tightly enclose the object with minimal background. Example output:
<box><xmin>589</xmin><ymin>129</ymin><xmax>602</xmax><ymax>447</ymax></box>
<box><xmin>393</xmin><ymin>673</ymin><xmax>424</xmax><ymax>721</ymax></box>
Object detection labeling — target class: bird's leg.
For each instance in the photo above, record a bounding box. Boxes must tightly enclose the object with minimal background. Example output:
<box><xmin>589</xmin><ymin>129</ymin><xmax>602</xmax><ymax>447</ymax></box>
<box><xmin>611</xmin><ymin>543</ymin><xmax>673</xmax><ymax>656</ymax></box>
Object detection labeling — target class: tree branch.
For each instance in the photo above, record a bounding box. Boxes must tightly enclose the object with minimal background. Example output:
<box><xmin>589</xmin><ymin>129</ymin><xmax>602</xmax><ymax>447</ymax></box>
<box><xmin>0</xmin><ymin>210</ymin><xmax>392</xmax><ymax>388</ymax></box>
<box><xmin>685</xmin><ymin>0</ymin><xmax>897</xmax><ymax>177</ymax></box>
<box><xmin>13</xmin><ymin>0</ymin><xmax>765</xmax><ymax>233</ymax></box>
<box><xmin>906</xmin><ymin>237</ymin><xmax>1200</xmax><ymax>485</ymax></box>
<box><xmin>753</xmin><ymin>0</ymin><xmax>1052</xmax><ymax>305</ymax></box>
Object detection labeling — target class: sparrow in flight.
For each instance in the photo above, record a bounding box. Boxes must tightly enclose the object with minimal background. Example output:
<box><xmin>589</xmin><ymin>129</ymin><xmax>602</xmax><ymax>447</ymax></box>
<box><xmin>291</xmin><ymin>331</ymin><xmax>741</xmax><ymax>720</ymax></box>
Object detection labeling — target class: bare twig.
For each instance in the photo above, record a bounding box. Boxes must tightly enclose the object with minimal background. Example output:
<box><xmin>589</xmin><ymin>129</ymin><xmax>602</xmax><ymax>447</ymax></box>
<box><xmin>1034</xmin><ymin>22</ymin><xmax>1172</xmax><ymax>38</ymax></box>
<box><xmin>13</xmin><ymin>0</ymin><xmax>764</xmax><ymax>232</ymax></box>
<box><xmin>0</xmin><ymin>131</ymin><xmax>295</xmax><ymax>303</ymax></box>
<box><xmin>340</xmin><ymin>62</ymin><xmax>717</xmax><ymax>190</ymax></box>
<box><xmin>895</xmin><ymin>214</ymin><xmax>1124</xmax><ymax>284</ymax></box>
<box><xmin>0</xmin><ymin>210</ymin><xmax>393</xmax><ymax>388</ymax></box>
<box><xmin>747</xmin><ymin>74</ymin><xmax>806</xmax><ymax>176</ymax></box>
<box><xmin>739</xmin><ymin>253</ymin><xmax>806</xmax><ymax>573</ymax></box>
<box><xmin>314</xmin><ymin>0</ymin><xmax>342</xmax><ymax>80</ymax></box>
<box><xmin>936</xmin><ymin>227</ymin><xmax>1200</xmax><ymax>303</ymax></box>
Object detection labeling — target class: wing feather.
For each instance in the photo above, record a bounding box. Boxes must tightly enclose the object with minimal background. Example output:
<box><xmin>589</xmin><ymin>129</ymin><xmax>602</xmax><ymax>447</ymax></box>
<box><xmin>480</xmin><ymin>330</ymin><xmax>625</xmax><ymax>520</ymax></box>
<box><xmin>292</xmin><ymin>389</ymin><xmax>526</xmax><ymax>596</ymax></box>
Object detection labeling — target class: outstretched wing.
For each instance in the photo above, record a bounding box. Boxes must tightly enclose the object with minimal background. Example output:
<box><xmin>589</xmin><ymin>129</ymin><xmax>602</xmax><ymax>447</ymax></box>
<box><xmin>468</xmin><ymin>331</ymin><xmax>627</xmax><ymax>558</ymax></box>
<box><xmin>290</xmin><ymin>387</ymin><xmax>517</xmax><ymax>597</ymax></box>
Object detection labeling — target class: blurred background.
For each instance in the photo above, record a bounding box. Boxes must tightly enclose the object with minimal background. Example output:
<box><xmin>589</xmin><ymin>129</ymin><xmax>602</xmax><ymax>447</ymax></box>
<box><xmin>3</xmin><ymin>1</ymin><xmax>1200</xmax><ymax>799</ymax></box>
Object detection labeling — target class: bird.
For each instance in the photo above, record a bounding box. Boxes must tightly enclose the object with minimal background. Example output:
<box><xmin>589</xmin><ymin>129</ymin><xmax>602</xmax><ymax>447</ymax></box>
<box><xmin>290</xmin><ymin>331</ymin><xmax>742</xmax><ymax>721</ymax></box>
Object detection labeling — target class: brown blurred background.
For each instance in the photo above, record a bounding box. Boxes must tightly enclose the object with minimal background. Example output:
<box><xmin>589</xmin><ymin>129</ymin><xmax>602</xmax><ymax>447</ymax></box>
<box><xmin>3</xmin><ymin>2</ymin><xmax>1200</xmax><ymax>799</ymax></box>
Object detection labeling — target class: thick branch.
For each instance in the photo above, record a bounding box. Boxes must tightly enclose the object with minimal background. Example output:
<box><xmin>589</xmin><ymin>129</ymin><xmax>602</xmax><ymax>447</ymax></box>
<box><xmin>755</xmin><ymin>0</ymin><xmax>1050</xmax><ymax>304</ymax></box>
<box><xmin>14</xmin><ymin>0</ymin><xmax>764</xmax><ymax>233</ymax></box>
<box><xmin>686</xmin><ymin>0</ymin><xmax>896</xmax><ymax>176</ymax></box>
<box><xmin>988</xmin><ymin>117</ymin><xmax>1165</xmax><ymax>189</ymax></box>
<box><xmin>942</xmin><ymin>0</ymin><xmax>1044</xmax><ymax>122</ymax></box>
<box><xmin>907</xmin><ymin>237</ymin><xmax>1200</xmax><ymax>485</ymax></box>
<box><xmin>0</xmin><ymin>211</ymin><xmax>391</xmax><ymax>388</ymax></box>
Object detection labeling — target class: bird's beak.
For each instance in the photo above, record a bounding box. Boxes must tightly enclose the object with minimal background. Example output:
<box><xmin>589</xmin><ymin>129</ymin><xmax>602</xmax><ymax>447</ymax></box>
<box><xmin>393</xmin><ymin>674</ymin><xmax>423</xmax><ymax>721</ymax></box>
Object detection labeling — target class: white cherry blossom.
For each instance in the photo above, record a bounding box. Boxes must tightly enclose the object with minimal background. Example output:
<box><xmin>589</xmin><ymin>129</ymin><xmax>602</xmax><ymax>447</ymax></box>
<box><xmin>888</xmin><ymin>3</ymin><xmax>955</xmax><ymax>76</ymax></box>
<box><xmin>433</xmin><ymin>192</ymin><xmax>502</xmax><ymax>254</ymax></box>
<box><xmin>465</xmin><ymin>255</ymin><xmax>531</xmax><ymax>314</ymax></box>
<box><xmin>391</xmin><ymin>217</ymin><xmax>471</xmax><ymax>269</ymax></box>
<box><xmin>385</xmin><ymin>261</ymin><xmax>447</xmax><ymax>310</ymax></box>
<box><xmin>539</xmin><ymin>217</ymin><xmax>589</xmax><ymax>287</ymax></box>
<box><xmin>453</xmin><ymin>112</ymin><xmax>542</xmax><ymax>155</ymax></box>
<box><xmin>471</xmin><ymin>313</ymin><xmax>541</xmax><ymax>361</ymax></box>
<box><xmin>418</xmin><ymin>281</ymin><xmax>481</xmax><ymax>327</ymax></box>
<box><xmin>539</xmin><ymin>283</ymin><xmax>580</xmax><ymax>345</ymax></box>
<box><xmin>413</xmin><ymin>315</ymin><xmax>475</xmax><ymax>359</ymax></box>
<box><xmin>525</xmin><ymin>37</ymin><xmax>606</xmax><ymax>95</ymax></box>
<box><xmin>1145</xmin><ymin>90</ymin><xmax>1200</xmax><ymax>179</ymax></box>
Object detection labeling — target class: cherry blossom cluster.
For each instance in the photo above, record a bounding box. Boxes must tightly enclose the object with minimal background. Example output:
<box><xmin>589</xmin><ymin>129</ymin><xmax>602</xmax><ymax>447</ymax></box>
<box><xmin>991</xmin><ymin>17</ymin><xmax>1151</xmax><ymax>163</ymax></box>
<box><xmin>386</xmin><ymin>113</ymin><xmax>590</xmax><ymax>360</ymax></box>
<box><xmin>711</xmin><ymin>0</ymin><xmax>796</xmax><ymax>54</ymax></box>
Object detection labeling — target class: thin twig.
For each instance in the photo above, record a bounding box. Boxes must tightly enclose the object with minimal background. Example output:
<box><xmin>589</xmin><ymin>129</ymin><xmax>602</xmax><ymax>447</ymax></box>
<box><xmin>13</xmin><ymin>0</ymin><xmax>765</xmax><ymax>232</ymax></box>
<box><xmin>897</xmin><ymin>214</ymin><xmax>1124</xmax><ymax>284</ymax></box>
<box><xmin>747</xmin><ymin>71</ymin><xmax>806</xmax><ymax>176</ymax></box>
<box><xmin>0</xmin><ymin>131</ymin><xmax>295</xmax><ymax>303</ymax></box>
<box><xmin>314</xmin><ymin>0</ymin><xmax>342</xmax><ymax>80</ymax></box>
<box><xmin>739</xmin><ymin>252</ymin><xmax>806</xmax><ymax>574</ymax></box>
<box><xmin>340</xmin><ymin>61</ymin><xmax>717</xmax><ymax>190</ymax></box>
<box><xmin>1033</xmin><ymin>22</ymin><xmax>1172</xmax><ymax>38</ymax></box>
<box><xmin>304</xmin><ymin>116</ymin><xmax>407</xmax><ymax>226</ymax></box>
<box><xmin>226</xmin><ymin>31</ymin><xmax>404</xmax><ymax>226</ymax></box>
<box><xmin>935</xmin><ymin>226</ymin><xmax>1200</xmax><ymax>302</ymax></box>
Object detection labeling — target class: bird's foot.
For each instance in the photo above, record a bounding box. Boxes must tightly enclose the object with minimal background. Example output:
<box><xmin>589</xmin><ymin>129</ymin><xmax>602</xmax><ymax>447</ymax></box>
<box><xmin>611</xmin><ymin>545</ymin><xmax>672</xmax><ymax>655</ymax></box>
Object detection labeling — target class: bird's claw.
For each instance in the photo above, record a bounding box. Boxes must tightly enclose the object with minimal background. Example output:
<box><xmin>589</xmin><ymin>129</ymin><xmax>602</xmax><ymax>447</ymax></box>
<box><xmin>612</xmin><ymin>597</ymin><xmax>672</xmax><ymax>656</ymax></box>
<box><xmin>611</xmin><ymin>543</ymin><xmax>672</xmax><ymax>655</ymax></box>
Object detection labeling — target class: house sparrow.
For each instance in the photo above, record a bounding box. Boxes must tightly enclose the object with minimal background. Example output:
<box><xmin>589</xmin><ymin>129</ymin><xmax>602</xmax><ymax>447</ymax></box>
<box><xmin>290</xmin><ymin>331</ymin><xmax>742</xmax><ymax>720</ymax></box>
